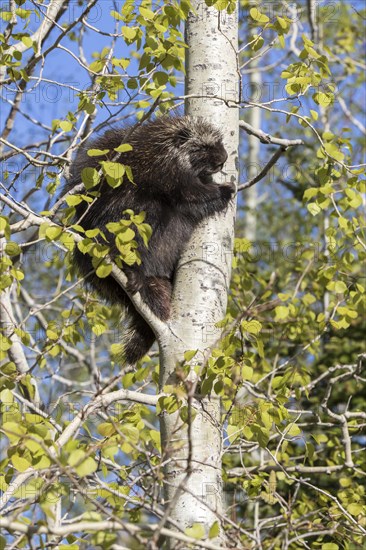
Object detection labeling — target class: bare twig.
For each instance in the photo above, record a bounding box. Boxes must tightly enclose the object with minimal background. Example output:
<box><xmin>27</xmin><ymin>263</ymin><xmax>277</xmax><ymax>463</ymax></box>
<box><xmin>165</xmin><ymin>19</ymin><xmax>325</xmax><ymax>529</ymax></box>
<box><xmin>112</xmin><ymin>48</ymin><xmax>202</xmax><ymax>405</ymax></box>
<box><xmin>237</xmin><ymin>120</ymin><xmax>304</xmax><ymax>191</ymax></box>
<box><xmin>239</xmin><ymin>120</ymin><xmax>304</xmax><ymax>147</ymax></box>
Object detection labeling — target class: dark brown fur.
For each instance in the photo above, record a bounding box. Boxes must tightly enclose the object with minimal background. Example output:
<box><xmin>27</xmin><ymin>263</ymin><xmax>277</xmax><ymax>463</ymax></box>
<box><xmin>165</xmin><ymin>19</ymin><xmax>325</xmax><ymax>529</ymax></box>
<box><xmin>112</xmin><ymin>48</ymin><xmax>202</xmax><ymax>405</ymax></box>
<box><xmin>64</xmin><ymin>116</ymin><xmax>234</xmax><ymax>363</ymax></box>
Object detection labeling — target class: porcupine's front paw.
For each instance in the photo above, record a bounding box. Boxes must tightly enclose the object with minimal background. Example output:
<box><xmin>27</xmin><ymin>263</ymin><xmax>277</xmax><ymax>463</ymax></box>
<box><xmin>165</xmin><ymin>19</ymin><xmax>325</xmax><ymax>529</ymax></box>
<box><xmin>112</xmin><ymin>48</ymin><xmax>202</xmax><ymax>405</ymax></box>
<box><xmin>219</xmin><ymin>182</ymin><xmax>236</xmax><ymax>202</ymax></box>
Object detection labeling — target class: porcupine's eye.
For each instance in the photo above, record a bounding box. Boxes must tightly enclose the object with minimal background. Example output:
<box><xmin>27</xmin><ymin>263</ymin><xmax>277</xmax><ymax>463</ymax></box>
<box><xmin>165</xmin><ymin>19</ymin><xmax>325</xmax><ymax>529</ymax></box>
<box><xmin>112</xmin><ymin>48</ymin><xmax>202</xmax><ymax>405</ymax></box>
<box><xmin>212</xmin><ymin>161</ymin><xmax>225</xmax><ymax>172</ymax></box>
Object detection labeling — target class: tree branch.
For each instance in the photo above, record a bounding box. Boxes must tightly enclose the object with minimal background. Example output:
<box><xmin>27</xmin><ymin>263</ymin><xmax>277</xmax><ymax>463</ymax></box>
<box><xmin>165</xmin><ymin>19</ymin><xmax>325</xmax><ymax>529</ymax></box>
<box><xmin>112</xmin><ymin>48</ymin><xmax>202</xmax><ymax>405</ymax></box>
<box><xmin>239</xmin><ymin>120</ymin><xmax>304</xmax><ymax>147</ymax></box>
<box><xmin>0</xmin><ymin>518</ymin><xmax>227</xmax><ymax>550</ymax></box>
<box><xmin>0</xmin><ymin>192</ymin><xmax>167</xmax><ymax>339</ymax></box>
<box><xmin>3</xmin><ymin>0</ymin><xmax>69</xmax><ymax>57</ymax></box>
<box><xmin>0</xmin><ymin>238</ymin><xmax>41</xmax><ymax>406</ymax></box>
<box><xmin>237</xmin><ymin>121</ymin><xmax>304</xmax><ymax>191</ymax></box>
<box><xmin>0</xmin><ymin>387</ymin><xmax>161</xmax><ymax>511</ymax></box>
<box><xmin>238</xmin><ymin>147</ymin><xmax>285</xmax><ymax>191</ymax></box>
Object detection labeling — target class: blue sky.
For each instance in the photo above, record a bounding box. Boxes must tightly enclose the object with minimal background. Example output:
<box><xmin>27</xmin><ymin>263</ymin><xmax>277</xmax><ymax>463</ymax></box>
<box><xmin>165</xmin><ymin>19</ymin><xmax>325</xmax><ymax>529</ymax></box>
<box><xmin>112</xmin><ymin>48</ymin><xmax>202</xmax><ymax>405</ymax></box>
<box><xmin>1</xmin><ymin>0</ymin><xmax>364</xmax><ymax>203</ymax></box>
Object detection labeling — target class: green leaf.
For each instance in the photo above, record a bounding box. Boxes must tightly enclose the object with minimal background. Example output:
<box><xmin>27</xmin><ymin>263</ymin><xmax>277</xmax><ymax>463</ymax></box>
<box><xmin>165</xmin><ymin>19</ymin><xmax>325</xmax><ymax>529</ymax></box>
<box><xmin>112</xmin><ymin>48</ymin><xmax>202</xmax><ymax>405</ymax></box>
<box><xmin>334</xmin><ymin>281</ymin><xmax>347</xmax><ymax>294</ymax></box>
<box><xmin>101</xmin><ymin>161</ymin><xmax>125</xmax><ymax>180</ymax></box>
<box><xmin>208</xmin><ymin>521</ymin><xmax>220</xmax><ymax>539</ymax></box>
<box><xmin>110</xmin><ymin>9</ymin><xmax>124</xmax><ymax>20</ymax></box>
<box><xmin>286</xmin><ymin>423</ymin><xmax>301</xmax><ymax>437</ymax></box>
<box><xmin>2</xmin><ymin>422</ymin><xmax>27</xmax><ymax>441</ymax></box>
<box><xmin>91</xmin><ymin>321</ymin><xmax>107</xmax><ymax>336</ymax></box>
<box><xmin>0</xmin><ymin>12</ymin><xmax>13</xmax><ymax>22</ymax></box>
<box><xmin>185</xmin><ymin>523</ymin><xmax>205</xmax><ymax>540</ymax></box>
<box><xmin>5</xmin><ymin>242</ymin><xmax>21</xmax><ymax>256</ymax></box>
<box><xmin>157</xmin><ymin>395</ymin><xmax>180</xmax><ymax>415</ymax></box>
<box><xmin>307</xmin><ymin>202</ymin><xmax>321</xmax><ymax>216</ymax></box>
<box><xmin>0</xmin><ymin>388</ymin><xmax>14</xmax><ymax>404</ymax></box>
<box><xmin>60</xmin><ymin>121</ymin><xmax>73</xmax><ymax>132</ymax></box>
<box><xmin>46</xmin><ymin>328</ymin><xmax>59</xmax><ymax>340</ymax></box>
<box><xmin>345</xmin><ymin>188</ymin><xmax>362</xmax><ymax>208</ymax></box>
<box><xmin>323</xmin><ymin>142</ymin><xmax>345</xmax><ymax>162</ymax></box>
<box><xmin>85</xmin><ymin>229</ymin><xmax>100</xmax><ymax>238</ymax></box>
<box><xmin>139</xmin><ymin>6</ymin><xmax>155</xmax><ymax>19</ymax></box>
<box><xmin>137</xmin><ymin>223</ymin><xmax>152</xmax><ymax>247</ymax></box>
<box><xmin>252</xmin><ymin>424</ymin><xmax>270</xmax><ymax>447</ymax></box>
<box><xmin>241</xmin><ymin>365</ymin><xmax>253</xmax><ymax>380</ymax></box>
<box><xmin>98</xmin><ymin>423</ymin><xmax>116</xmax><ymax>437</ymax></box>
<box><xmin>65</xmin><ymin>195</ymin><xmax>83</xmax><ymax>206</ymax></box>
<box><xmin>16</xmin><ymin>8</ymin><xmax>31</xmax><ymax>19</ymax></box>
<box><xmin>0</xmin><ymin>216</ymin><xmax>9</xmax><ymax>232</ymax></box>
<box><xmin>278</xmin><ymin>35</ymin><xmax>285</xmax><ymax>48</ymax></box>
<box><xmin>45</xmin><ymin>226</ymin><xmax>63</xmax><ymax>241</ymax></box>
<box><xmin>252</xmin><ymin>35</ymin><xmax>264</xmax><ymax>51</ymax></box>
<box><xmin>184</xmin><ymin>350</ymin><xmax>198</xmax><ymax>361</ymax></box>
<box><xmin>154</xmin><ymin>71</ymin><xmax>169</xmax><ymax>85</ymax></box>
<box><xmin>95</xmin><ymin>263</ymin><xmax>113</xmax><ymax>278</ymax></box>
<box><xmin>276</xmin><ymin>16</ymin><xmax>287</xmax><ymax>29</ymax></box>
<box><xmin>76</xmin><ymin>456</ymin><xmax>97</xmax><ymax>477</ymax></box>
<box><xmin>149</xmin><ymin>430</ymin><xmax>161</xmax><ymax>450</ymax></box>
<box><xmin>89</xmin><ymin>60</ymin><xmax>104</xmax><ymax>72</ymax></box>
<box><xmin>90</xmin><ymin>243</ymin><xmax>109</xmax><ymax>258</ymax></box>
<box><xmin>303</xmin><ymin>188</ymin><xmax>318</xmax><ymax>201</ymax></box>
<box><xmin>114</xmin><ymin>143</ymin><xmax>133</xmax><ymax>153</ymax></box>
<box><xmin>274</xmin><ymin>306</ymin><xmax>289</xmax><ymax>320</ymax></box>
<box><xmin>12</xmin><ymin>268</ymin><xmax>24</xmax><ymax>282</ymax></box>
<box><xmin>302</xmin><ymin>293</ymin><xmax>316</xmax><ymax>305</ymax></box>
<box><xmin>312</xmin><ymin>433</ymin><xmax>328</xmax><ymax>444</ymax></box>
<box><xmin>116</xmin><ymin>227</ymin><xmax>135</xmax><ymax>244</ymax></box>
<box><xmin>313</xmin><ymin>92</ymin><xmax>334</xmax><ymax>107</ymax></box>
<box><xmin>125</xmin><ymin>166</ymin><xmax>134</xmax><ymax>183</ymax></box>
<box><xmin>131</xmin><ymin>211</ymin><xmax>146</xmax><ymax>224</ymax></box>
<box><xmin>87</xmin><ymin>149</ymin><xmax>110</xmax><ymax>157</ymax></box>
<box><xmin>68</xmin><ymin>450</ymin><xmax>97</xmax><ymax>477</ymax></box>
<box><xmin>227</xmin><ymin>424</ymin><xmax>240</xmax><ymax>443</ymax></box>
<box><xmin>241</xmin><ymin>320</ymin><xmax>262</xmax><ymax>335</ymax></box>
<box><xmin>122</xmin><ymin>26</ymin><xmax>137</xmax><ymax>40</ymax></box>
<box><xmin>12</xmin><ymin>454</ymin><xmax>31</xmax><ymax>472</ymax></box>
<box><xmin>112</xmin><ymin>57</ymin><xmax>130</xmax><ymax>70</ymax></box>
<box><xmin>347</xmin><ymin>503</ymin><xmax>363</xmax><ymax>516</ymax></box>
<box><xmin>106</xmin><ymin>221</ymin><xmax>127</xmax><ymax>233</ymax></box>
<box><xmin>81</xmin><ymin>167</ymin><xmax>100</xmax><ymax>189</ymax></box>
<box><xmin>250</xmin><ymin>8</ymin><xmax>269</xmax><ymax>24</ymax></box>
<box><xmin>0</xmin><ymin>336</ymin><xmax>12</xmax><ymax>351</ymax></box>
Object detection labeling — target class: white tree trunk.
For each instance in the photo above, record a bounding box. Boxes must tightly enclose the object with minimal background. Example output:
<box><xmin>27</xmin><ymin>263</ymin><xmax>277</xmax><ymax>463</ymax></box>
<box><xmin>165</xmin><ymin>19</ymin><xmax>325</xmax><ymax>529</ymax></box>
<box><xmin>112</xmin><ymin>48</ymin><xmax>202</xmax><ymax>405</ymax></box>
<box><xmin>158</xmin><ymin>2</ymin><xmax>238</xmax><ymax>547</ymax></box>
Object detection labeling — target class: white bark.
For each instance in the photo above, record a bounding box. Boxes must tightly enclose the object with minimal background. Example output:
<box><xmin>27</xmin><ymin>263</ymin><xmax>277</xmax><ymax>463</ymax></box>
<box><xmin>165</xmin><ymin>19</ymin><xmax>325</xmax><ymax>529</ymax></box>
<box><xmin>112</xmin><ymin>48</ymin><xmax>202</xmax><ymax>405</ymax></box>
<box><xmin>0</xmin><ymin>0</ymin><xmax>69</xmax><ymax>82</ymax></box>
<box><xmin>0</xmin><ymin>238</ymin><xmax>41</xmax><ymax>406</ymax></box>
<box><xmin>4</xmin><ymin>0</ymin><xmax>69</xmax><ymax>56</ymax></box>
<box><xmin>158</xmin><ymin>2</ymin><xmax>239</xmax><ymax>547</ymax></box>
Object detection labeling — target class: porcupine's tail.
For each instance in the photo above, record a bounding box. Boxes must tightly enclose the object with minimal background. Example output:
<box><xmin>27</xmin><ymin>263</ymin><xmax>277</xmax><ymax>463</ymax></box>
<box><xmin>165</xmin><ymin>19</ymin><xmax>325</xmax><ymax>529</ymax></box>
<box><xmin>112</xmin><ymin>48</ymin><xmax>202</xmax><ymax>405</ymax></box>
<box><xmin>122</xmin><ymin>309</ymin><xmax>156</xmax><ymax>364</ymax></box>
<box><xmin>122</xmin><ymin>276</ymin><xmax>172</xmax><ymax>364</ymax></box>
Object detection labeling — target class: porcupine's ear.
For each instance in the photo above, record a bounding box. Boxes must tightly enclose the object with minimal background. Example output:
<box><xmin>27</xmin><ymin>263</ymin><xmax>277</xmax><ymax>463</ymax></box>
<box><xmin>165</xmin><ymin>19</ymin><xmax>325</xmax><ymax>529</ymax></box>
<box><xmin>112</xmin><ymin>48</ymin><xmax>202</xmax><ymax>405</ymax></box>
<box><xmin>173</xmin><ymin>126</ymin><xmax>192</xmax><ymax>146</ymax></box>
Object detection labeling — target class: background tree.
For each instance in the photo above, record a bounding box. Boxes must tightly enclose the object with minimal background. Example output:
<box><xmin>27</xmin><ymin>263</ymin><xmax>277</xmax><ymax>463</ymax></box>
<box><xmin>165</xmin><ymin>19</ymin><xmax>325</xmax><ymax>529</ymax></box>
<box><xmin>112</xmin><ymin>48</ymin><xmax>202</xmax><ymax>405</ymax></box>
<box><xmin>0</xmin><ymin>1</ymin><xmax>365</xmax><ymax>549</ymax></box>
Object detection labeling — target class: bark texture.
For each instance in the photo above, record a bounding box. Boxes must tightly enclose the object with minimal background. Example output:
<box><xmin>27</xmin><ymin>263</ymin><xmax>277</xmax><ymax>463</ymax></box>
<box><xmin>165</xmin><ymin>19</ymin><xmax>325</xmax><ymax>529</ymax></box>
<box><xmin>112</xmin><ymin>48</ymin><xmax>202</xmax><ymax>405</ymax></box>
<box><xmin>158</xmin><ymin>2</ymin><xmax>239</xmax><ymax>547</ymax></box>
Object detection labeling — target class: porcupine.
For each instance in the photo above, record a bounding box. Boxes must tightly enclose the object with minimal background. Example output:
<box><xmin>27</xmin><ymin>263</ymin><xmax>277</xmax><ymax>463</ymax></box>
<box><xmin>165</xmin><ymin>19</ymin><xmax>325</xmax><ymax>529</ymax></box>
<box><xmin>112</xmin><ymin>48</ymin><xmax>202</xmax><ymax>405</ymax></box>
<box><xmin>65</xmin><ymin>115</ymin><xmax>234</xmax><ymax>364</ymax></box>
